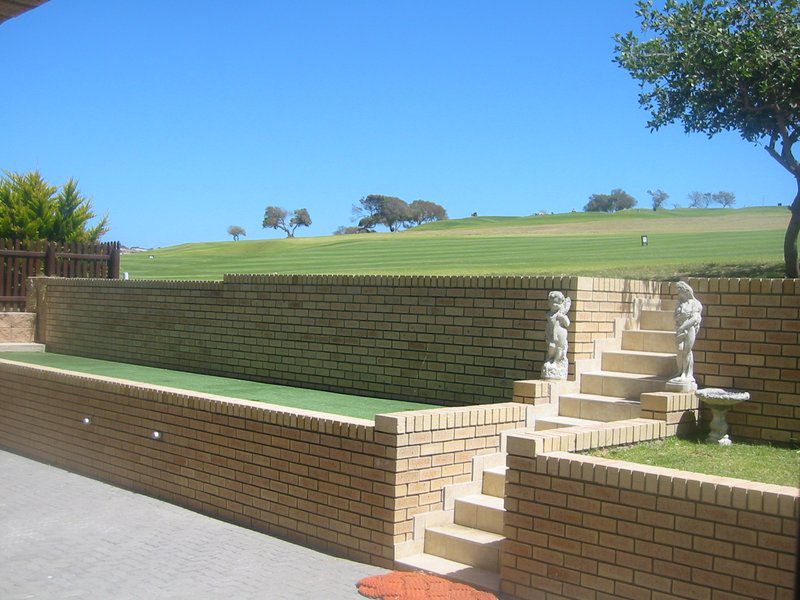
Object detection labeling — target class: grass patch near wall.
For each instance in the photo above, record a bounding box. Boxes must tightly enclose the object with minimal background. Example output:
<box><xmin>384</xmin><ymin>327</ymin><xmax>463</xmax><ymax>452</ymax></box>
<box><xmin>588</xmin><ymin>436</ymin><xmax>800</xmax><ymax>488</ymax></box>
<box><xmin>0</xmin><ymin>352</ymin><xmax>439</xmax><ymax>420</ymax></box>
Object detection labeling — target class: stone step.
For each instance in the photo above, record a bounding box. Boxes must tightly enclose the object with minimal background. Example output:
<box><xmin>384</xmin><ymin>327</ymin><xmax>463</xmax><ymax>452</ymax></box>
<box><xmin>640</xmin><ymin>309</ymin><xmax>674</xmax><ymax>332</ymax></box>
<box><xmin>395</xmin><ymin>553</ymin><xmax>500</xmax><ymax>592</ymax></box>
<box><xmin>424</xmin><ymin>523</ymin><xmax>503</xmax><ymax>571</ymax></box>
<box><xmin>601</xmin><ymin>350</ymin><xmax>677</xmax><ymax>377</ymax></box>
<box><xmin>0</xmin><ymin>312</ymin><xmax>36</xmax><ymax>343</ymax></box>
<box><xmin>0</xmin><ymin>343</ymin><xmax>45</xmax><ymax>352</ymax></box>
<box><xmin>481</xmin><ymin>465</ymin><xmax>506</xmax><ymax>498</ymax></box>
<box><xmin>559</xmin><ymin>393</ymin><xmax>641</xmax><ymax>421</ymax></box>
<box><xmin>454</xmin><ymin>494</ymin><xmax>505</xmax><ymax>535</ymax></box>
<box><xmin>535</xmin><ymin>415</ymin><xmax>602</xmax><ymax>431</ymax></box>
<box><xmin>622</xmin><ymin>329</ymin><xmax>677</xmax><ymax>353</ymax></box>
<box><xmin>581</xmin><ymin>370</ymin><xmax>667</xmax><ymax>399</ymax></box>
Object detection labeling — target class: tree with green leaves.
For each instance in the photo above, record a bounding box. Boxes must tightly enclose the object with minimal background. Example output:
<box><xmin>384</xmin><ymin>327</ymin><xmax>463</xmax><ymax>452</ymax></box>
<box><xmin>615</xmin><ymin>0</ymin><xmax>800</xmax><ymax>276</ymax></box>
<box><xmin>227</xmin><ymin>225</ymin><xmax>246</xmax><ymax>241</ymax></box>
<box><xmin>0</xmin><ymin>170</ymin><xmax>109</xmax><ymax>242</ymax></box>
<box><xmin>647</xmin><ymin>189</ymin><xmax>669</xmax><ymax>211</ymax></box>
<box><xmin>584</xmin><ymin>189</ymin><xmax>637</xmax><ymax>212</ymax></box>
<box><xmin>353</xmin><ymin>195</ymin><xmax>409</xmax><ymax>232</ymax></box>
<box><xmin>407</xmin><ymin>200</ymin><xmax>448</xmax><ymax>226</ymax></box>
<box><xmin>262</xmin><ymin>206</ymin><xmax>312</xmax><ymax>237</ymax></box>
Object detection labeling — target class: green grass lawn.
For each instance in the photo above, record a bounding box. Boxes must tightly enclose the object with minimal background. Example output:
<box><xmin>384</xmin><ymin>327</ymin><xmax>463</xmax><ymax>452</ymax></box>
<box><xmin>0</xmin><ymin>352</ymin><xmax>438</xmax><ymax>420</ymax></box>
<box><xmin>122</xmin><ymin>207</ymin><xmax>788</xmax><ymax>280</ymax></box>
<box><xmin>588</xmin><ymin>436</ymin><xmax>800</xmax><ymax>488</ymax></box>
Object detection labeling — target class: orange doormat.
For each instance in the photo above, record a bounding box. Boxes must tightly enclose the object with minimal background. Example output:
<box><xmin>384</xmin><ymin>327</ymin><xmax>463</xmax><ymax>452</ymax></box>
<box><xmin>357</xmin><ymin>571</ymin><xmax>498</xmax><ymax>600</ymax></box>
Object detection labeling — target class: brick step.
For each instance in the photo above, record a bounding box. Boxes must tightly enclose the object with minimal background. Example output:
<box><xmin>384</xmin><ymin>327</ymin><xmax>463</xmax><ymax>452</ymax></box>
<box><xmin>640</xmin><ymin>309</ymin><xmax>674</xmax><ymax>332</ymax></box>
<box><xmin>506</xmin><ymin>418</ymin><xmax>668</xmax><ymax>456</ymax></box>
<box><xmin>559</xmin><ymin>393</ymin><xmax>641</xmax><ymax>421</ymax></box>
<box><xmin>424</xmin><ymin>523</ymin><xmax>503</xmax><ymax>571</ymax></box>
<box><xmin>622</xmin><ymin>329</ymin><xmax>677</xmax><ymax>353</ymax></box>
<box><xmin>481</xmin><ymin>466</ymin><xmax>506</xmax><ymax>498</ymax></box>
<box><xmin>580</xmin><ymin>370</ymin><xmax>668</xmax><ymax>399</ymax></box>
<box><xmin>535</xmin><ymin>415</ymin><xmax>601</xmax><ymax>431</ymax></box>
<box><xmin>395</xmin><ymin>553</ymin><xmax>500</xmax><ymax>592</ymax></box>
<box><xmin>601</xmin><ymin>350</ymin><xmax>677</xmax><ymax>377</ymax></box>
<box><xmin>454</xmin><ymin>494</ymin><xmax>505</xmax><ymax>535</ymax></box>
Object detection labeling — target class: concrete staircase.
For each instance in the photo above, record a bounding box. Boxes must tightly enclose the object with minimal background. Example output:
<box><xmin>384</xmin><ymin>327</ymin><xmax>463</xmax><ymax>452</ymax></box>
<box><xmin>395</xmin><ymin>305</ymin><xmax>678</xmax><ymax>592</ymax></box>
<box><xmin>535</xmin><ymin>306</ymin><xmax>677</xmax><ymax>431</ymax></box>
<box><xmin>396</xmin><ymin>455</ymin><xmax>507</xmax><ymax>591</ymax></box>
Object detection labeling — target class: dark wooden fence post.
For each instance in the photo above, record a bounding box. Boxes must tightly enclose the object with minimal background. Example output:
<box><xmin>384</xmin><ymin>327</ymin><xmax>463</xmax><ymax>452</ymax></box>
<box><xmin>109</xmin><ymin>241</ymin><xmax>120</xmax><ymax>279</ymax></box>
<box><xmin>44</xmin><ymin>242</ymin><xmax>56</xmax><ymax>276</ymax></box>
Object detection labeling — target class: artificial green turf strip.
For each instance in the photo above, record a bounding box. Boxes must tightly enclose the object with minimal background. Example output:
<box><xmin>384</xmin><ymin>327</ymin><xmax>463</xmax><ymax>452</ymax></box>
<box><xmin>1</xmin><ymin>352</ymin><xmax>439</xmax><ymax>420</ymax></box>
<box><xmin>588</xmin><ymin>436</ymin><xmax>800</xmax><ymax>488</ymax></box>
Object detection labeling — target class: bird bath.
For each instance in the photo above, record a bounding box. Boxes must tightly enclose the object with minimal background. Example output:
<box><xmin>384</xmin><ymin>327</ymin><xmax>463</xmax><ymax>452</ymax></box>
<box><xmin>697</xmin><ymin>388</ymin><xmax>750</xmax><ymax>443</ymax></box>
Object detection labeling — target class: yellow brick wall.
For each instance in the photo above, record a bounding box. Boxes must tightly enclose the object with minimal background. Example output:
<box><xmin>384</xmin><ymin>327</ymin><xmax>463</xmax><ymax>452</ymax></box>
<box><xmin>33</xmin><ymin>275</ymin><xmax>581</xmax><ymax>406</ymax></box>
<box><xmin>29</xmin><ymin>275</ymin><xmax>800</xmax><ymax>441</ymax></box>
<box><xmin>503</xmin><ymin>443</ymin><xmax>800</xmax><ymax>600</ymax></box>
<box><xmin>684</xmin><ymin>278</ymin><xmax>800</xmax><ymax>443</ymax></box>
<box><xmin>0</xmin><ymin>359</ymin><xmax>526</xmax><ymax>566</ymax></box>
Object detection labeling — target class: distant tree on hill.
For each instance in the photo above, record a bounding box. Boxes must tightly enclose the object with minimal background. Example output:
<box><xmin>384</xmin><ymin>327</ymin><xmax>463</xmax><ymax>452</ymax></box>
<box><xmin>406</xmin><ymin>200</ymin><xmax>448</xmax><ymax>226</ymax></box>
<box><xmin>614</xmin><ymin>0</ymin><xmax>800</xmax><ymax>276</ymax></box>
<box><xmin>227</xmin><ymin>225</ymin><xmax>246</xmax><ymax>241</ymax></box>
<box><xmin>0</xmin><ymin>170</ymin><xmax>109</xmax><ymax>242</ymax></box>
<box><xmin>713</xmin><ymin>191</ymin><xmax>736</xmax><ymax>208</ymax></box>
<box><xmin>333</xmin><ymin>225</ymin><xmax>370</xmax><ymax>235</ymax></box>
<box><xmin>647</xmin><ymin>189</ymin><xmax>669</xmax><ymax>211</ymax></box>
<box><xmin>584</xmin><ymin>189</ymin><xmax>637</xmax><ymax>212</ymax></box>
<box><xmin>262</xmin><ymin>206</ymin><xmax>312</xmax><ymax>237</ymax></box>
<box><xmin>687</xmin><ymin>191</ymin><xmax>712</xmax><ymax>208</ymax></box>
<box><xmin>353</xmin><ymin>195</ymin><xmax>407</xmax><ymax>232</ymax></box>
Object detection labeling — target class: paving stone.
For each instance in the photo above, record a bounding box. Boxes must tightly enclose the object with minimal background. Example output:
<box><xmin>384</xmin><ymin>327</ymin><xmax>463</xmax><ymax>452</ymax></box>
<box><xmin>0</xmin><ymin>450</ymin><xmax>386</xmax><ymax>599</ymax></box>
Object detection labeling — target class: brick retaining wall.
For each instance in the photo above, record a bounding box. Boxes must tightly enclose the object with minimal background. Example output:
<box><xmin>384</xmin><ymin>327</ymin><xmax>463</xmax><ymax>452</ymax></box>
<box><xmin>503</xmin><ymin>436</ymin><xmax>800</xmax><ymax>600</ymax></box>
<box><xmin>0</xmin><ymin>359</ymin><xmax>525</xmax><ymax>567</ymax></box>
<box><xmin>27</xmin><ymin>275</ymin><xmax>800</xmax><ymax>442</ymax></box>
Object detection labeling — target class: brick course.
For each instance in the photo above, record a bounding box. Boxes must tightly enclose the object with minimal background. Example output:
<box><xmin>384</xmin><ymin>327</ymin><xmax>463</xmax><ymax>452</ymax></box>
<box><xmin>503</xmin><ymin>442</ymin><xmax>800</xmax><ymax>600</ymax></box>
<box><xmin>27</xmin><ymin>274</ymin><xmax>800</xmax><ymax>441</ymax></box>
<box><xmin>0</xmin><ymin>359</ymin><xmax>525</xmax><ymax>567</ymax></box>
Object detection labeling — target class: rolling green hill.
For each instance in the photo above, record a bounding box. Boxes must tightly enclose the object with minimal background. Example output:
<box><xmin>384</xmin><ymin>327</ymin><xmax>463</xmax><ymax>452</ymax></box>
<box><xmin>122</xmin><ymin>207</ymin><xmax>788</xmax><ymax>280</ymax></box>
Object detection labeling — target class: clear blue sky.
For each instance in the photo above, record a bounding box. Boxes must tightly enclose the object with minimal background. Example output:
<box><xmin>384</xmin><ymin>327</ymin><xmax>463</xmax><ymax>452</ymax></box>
<box><xmin>1</xmin><ymin>1</ymin><xmax>792</xmax><ymax>248</ymax></box>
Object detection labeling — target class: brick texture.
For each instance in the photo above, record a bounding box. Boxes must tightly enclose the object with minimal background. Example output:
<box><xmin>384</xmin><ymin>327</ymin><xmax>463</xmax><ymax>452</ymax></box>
<box><xmin>0</xmin><ymin>359</ymin><xmax>525</xmax><ymax>568</ymax></box>
<box><xmin>27</xmin><ymin>275</ymin><xmax>800</xmax><ymax>441</ymax></box>
<box><xmin>503</xmin><ymin>441</ymin><xmax>800</xmax><ymax>600</ymax></box>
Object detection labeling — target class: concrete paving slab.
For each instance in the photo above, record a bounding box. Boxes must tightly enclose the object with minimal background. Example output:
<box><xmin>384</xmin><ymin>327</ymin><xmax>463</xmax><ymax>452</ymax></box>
<box><xmin>0</xmin><ymin>450</ymin><xmax>387</xmax><ymax>599</ymax></box>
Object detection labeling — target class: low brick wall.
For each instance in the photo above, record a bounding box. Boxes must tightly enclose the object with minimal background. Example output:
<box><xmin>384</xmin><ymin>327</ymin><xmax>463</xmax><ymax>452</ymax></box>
<box><xmin>27</xmin><ymin>275</ymin><xmax>800</xmax><ymax>442</ymax></box>
<box><xmin>0</xmin><ymin>359</ymin><xmax>525</xmax><ymax>567</ymax></box>
<box><xmin>28</xmin><ymin>275</ymin><xmax>663</xmax><ymax>407</ymax></box>
<box><xmin>503</xmin><ymin>435</ymin><xmax>799</xmax><ymax>600</ymax></box>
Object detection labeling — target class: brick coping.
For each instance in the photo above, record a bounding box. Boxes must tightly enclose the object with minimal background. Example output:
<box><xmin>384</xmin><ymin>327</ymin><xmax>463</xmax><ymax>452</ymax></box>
<box><xmin>530</xmin><ymin>450</ymin><xmax>799</xmax><ymax>506</ymax></box>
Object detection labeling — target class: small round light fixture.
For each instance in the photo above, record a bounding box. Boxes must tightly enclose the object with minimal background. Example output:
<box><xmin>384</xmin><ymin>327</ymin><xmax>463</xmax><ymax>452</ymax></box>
<box><xmin>151</xmin><ymin>431</ymin><xmax>162</xmax><ymax>440</ymax></box>
<box><xmin>82</xmin><ymin>417</ymin><xmax>92</xmax><ymax>425</ymax></box>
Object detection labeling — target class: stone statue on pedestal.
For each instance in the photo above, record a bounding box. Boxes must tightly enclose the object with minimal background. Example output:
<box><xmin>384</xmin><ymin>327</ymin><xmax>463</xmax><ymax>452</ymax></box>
<box><xmin>667</xmin><ymin>281</ymin><xmax>703</xmax><ymax>392</ymax></box>
<box><xmin>541</xmin><ymin>291</ymin><xmax>571</xmax><ymax>380</ymax></box>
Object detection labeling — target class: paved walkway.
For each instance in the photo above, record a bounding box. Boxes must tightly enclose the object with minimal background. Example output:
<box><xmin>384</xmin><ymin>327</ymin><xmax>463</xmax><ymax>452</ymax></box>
<box><xmin>0</xmin><ymin>451</ymin><xmax>387</xmax><ymax>599</ymax></box>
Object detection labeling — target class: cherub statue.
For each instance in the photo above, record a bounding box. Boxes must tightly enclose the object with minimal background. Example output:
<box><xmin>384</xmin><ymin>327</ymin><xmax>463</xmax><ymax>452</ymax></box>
<box><xmin>541</xmin><ymin>291</ymin><xmax>571</xmax><ymax>380</ymax></box>
<box><xmin>667</xmin><ymin>281</ymin><xmax>703</xmax><ymax>391</ymax></box>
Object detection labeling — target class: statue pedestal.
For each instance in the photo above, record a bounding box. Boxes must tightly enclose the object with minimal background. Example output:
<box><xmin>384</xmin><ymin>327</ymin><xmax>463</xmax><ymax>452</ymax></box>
<box><xmin>665</xmin><ymin>377</ymin><xmax>697</xmax><ymax>393</ymax></box>
<box><xmin>697</xmin><ymin>388</ymin><xmax>750</xmax><ymax>443</ymax></box>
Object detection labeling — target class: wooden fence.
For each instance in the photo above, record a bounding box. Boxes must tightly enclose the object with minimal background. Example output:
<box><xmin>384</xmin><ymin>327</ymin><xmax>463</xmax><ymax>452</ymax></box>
<box><xmin>0</xmin><ymin>240</ymin><xmax>120</xmax><ymax>311</ymax></box>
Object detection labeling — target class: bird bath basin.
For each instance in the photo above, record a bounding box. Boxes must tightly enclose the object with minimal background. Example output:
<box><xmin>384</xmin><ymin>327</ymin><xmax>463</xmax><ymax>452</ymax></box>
<box><xmin>697</xmin><ymin>387</ymin><xmax>750</xmax><ymax>443</ymax></box>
